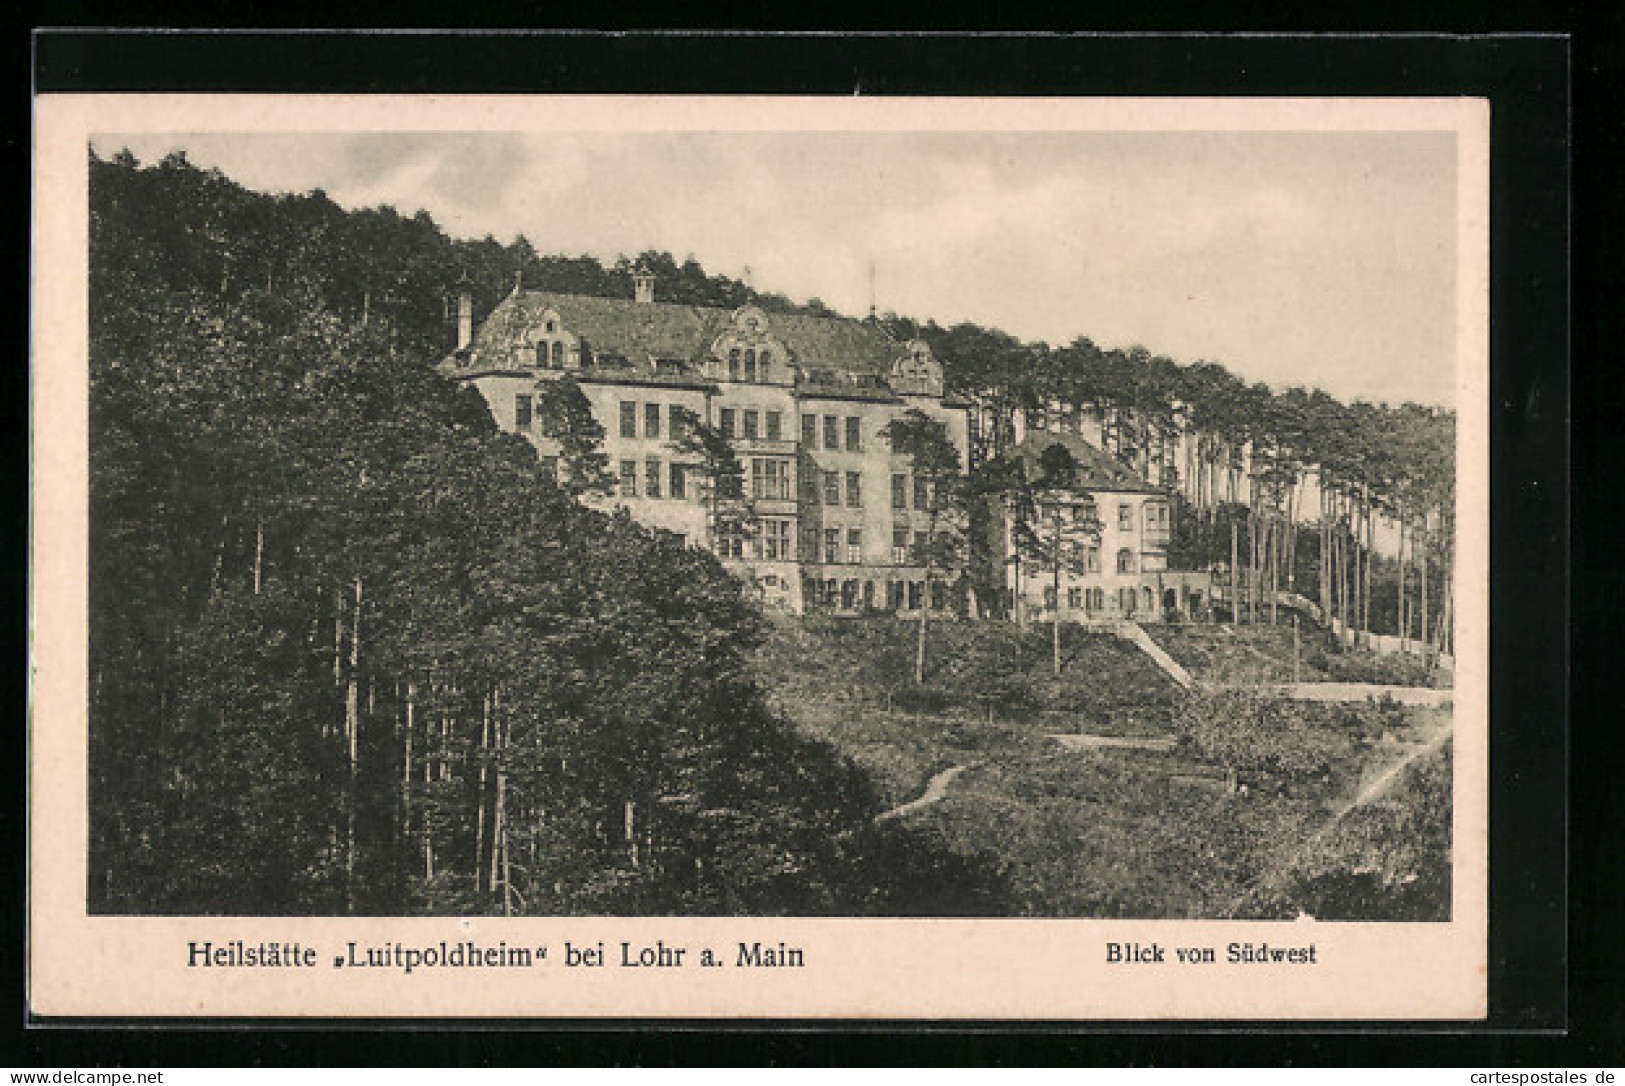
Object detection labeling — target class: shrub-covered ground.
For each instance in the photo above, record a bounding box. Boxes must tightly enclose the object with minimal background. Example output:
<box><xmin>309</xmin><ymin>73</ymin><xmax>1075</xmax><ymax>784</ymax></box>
<box><xmin>757</xmin><ymin>616</ymin><xmax>1452</xmax><ymax>919</ymax></box>
<box><xmin>1148</xmin><ymin>622</ymin><xmax>1450</xmax><ymax>688</ymax></box>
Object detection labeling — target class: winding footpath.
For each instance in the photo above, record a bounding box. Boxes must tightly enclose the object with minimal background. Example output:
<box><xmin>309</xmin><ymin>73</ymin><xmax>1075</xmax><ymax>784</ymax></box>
<box><xmin>876</xmin><ymin>763</ymin><xmax>975</xmax><ymax>823</ymax></box>
<box><xmin>1223</xmin><ymin>711</ymin><xmax>1455</xmax><ymax>917</ymax></box>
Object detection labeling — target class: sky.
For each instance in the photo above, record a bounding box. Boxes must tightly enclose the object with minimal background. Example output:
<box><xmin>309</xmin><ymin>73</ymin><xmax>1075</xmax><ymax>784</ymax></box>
<box><xmin>93</xmin><ymin>129</ymin><xmax>1460</xmax><ymax>407</ymax></box>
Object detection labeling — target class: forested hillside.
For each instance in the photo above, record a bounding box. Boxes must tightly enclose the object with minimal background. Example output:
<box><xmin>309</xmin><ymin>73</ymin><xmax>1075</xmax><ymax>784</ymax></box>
<box><xmin>87</xmin><ymin>149</ymin><xmax>1006</xmax><ymax>916</ymax></box>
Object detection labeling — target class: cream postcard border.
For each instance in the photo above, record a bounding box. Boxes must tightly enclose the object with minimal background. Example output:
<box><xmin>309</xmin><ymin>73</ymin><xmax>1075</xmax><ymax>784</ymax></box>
<box><xmin>30</xmin><ymin>94</ymin><xmax>1490</xmax><ymax>1020</ymax></box>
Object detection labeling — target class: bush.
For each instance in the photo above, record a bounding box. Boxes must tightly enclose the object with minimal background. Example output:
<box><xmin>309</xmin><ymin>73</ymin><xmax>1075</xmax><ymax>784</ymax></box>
<box><xmin>1173</xmin><ymin>690</ymin><xmax>1350</xmax><ymax>793</ymax></box>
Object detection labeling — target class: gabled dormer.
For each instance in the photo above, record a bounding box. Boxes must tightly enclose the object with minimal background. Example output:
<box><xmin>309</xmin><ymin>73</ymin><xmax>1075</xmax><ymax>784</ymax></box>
<box><xmin>890</xmin><ymin>338</ymin><xmax>944</xmax><ymax>397</ymax></box>
<box><xmin>704</xmin><ymin>304</ymin><xmax>791</xmax><ymax>384</ymax></box>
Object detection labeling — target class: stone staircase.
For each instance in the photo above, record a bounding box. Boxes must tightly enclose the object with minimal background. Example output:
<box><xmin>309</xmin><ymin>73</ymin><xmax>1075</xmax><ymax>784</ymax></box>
<box><xmin>1107</xmin><ymin>620</ymin><xmax>1195</xmax><ymax>690</ymax></box>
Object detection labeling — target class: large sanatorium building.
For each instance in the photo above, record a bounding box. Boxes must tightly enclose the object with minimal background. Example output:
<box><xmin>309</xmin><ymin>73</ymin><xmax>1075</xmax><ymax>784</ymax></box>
<box><xmin>444</xmin><ymin>268</ymin><xmax>1201</xmax><ymax>620</ymax></box>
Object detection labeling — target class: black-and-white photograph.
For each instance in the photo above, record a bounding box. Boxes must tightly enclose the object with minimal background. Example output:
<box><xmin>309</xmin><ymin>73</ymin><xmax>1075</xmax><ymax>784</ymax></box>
<box><xmin>81</xmin><ymin>122</ymin><xmax>1460</xmax><ymax>925</ymax></box>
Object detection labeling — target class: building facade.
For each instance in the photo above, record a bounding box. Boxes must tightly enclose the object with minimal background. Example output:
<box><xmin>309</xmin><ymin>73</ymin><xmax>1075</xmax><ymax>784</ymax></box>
<box><xmin>1005</xmin><ymin>431</ymin><xmax>1210</xmax><ymax>625</ymax></box>
<box><xmin>443</xmin><ymin>271</ymin><xmax>971</xmax><ymax>614</ymax></box>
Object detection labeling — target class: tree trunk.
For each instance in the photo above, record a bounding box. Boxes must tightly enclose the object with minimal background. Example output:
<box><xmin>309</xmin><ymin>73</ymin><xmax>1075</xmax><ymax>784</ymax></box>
<box><xmin>1229</xmin><ymin>519</ymin><xmax>1240</xmax><ymax>624</ymax></box>
<box><xmin>344</xmin><ymin>576</ymin><xmax>362</xmax><ymax>915</ymax></box>
<box><xmin>476</xmin><ymin>691</ymin><xmax>490</xmax><ymax>893</ymax></box>
<box><xmin>1420</xmin><ymin>514</ymin><xmax>1431</xmax><ymax>656</ymax></box>
<box><xmin>253</xmin><ymin>518</ymin><xmax>264</xmax><ymax>595</ymax></box>
<box><xmin>1052</xmin><ymin>505</ymin><xmax>1063</xmax><ymax>677</ymax></box>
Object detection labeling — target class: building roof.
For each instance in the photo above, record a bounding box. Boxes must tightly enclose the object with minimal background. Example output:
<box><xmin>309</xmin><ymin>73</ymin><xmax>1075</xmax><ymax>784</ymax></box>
<box><xmin>452</xmin><ymin>287</ymin><xmax>940</xmax><ymax>393</ymax></box>
<box><xmin>1011</xmin><ymin>431</ymin><xmax>1165</xmax><ymax>495</ymax></box>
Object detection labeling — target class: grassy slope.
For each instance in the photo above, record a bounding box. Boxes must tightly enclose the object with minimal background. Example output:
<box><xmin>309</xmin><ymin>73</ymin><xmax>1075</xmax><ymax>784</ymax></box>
<box><xmin>755</xmin><ymin>615</ymin><xmax>1451</xmax><ymax>918</ymax></box>
<box><xmin>1148</xmin><ymin>623</ymin><xmax>1449</xmax><ymax>688</ymax></box>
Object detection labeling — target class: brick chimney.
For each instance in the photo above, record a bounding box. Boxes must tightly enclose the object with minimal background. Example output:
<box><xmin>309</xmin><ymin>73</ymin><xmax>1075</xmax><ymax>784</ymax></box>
<box><xmin>633</xmin><ymin>263</ymin><xmax>655</xmax><ymax>304</ymax></box>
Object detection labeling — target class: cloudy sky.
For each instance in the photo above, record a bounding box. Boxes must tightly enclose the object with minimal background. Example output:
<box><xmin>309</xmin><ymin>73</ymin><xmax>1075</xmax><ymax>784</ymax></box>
<box><xmin>94</xmin><ymin>129</ymin><xmax>1459</xmax><ymax>406</ymax></box>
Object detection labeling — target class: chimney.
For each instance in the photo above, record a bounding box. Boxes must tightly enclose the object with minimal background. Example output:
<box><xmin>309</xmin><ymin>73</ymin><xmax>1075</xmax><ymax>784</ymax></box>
<box><xmin>633</xmin><ymin>263</ymin><xmax>655</xmax><ymax>305</ymax></box>
<box><xmin>455</xmin><ymin>272</ymin><xmax>473</xmax><ymax>350</ymax></box>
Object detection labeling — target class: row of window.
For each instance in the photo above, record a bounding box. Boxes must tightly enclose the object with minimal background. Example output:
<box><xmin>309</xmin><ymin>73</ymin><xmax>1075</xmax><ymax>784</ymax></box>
<box><xmin>712</xmin><ymin>524</ymin><xmax>942</xmax><ymax>567</ymax></box>
<box><xmin>803</xmin><ymin>413</ymin><xmax>864</xmax><ymax>453</ymax></box>
<box><xmin>619</xmin><ymin>458</ymin><xmax>688</xmax><ymax>500</ymax></box>
<box><xmin>1042</xmin><ymin>584</ymin><xmax>1157</xmax><ymax>613</ymax></box>
<box><xmin>720</xmin><ymin>407</ymin><xmax>783</xmax><ymax>442</ymax></box>
<box><xmin>726</xmin><ymin>346</ymin><xmax>772</xmax><ymax>383</ymax></box>
<box><xmin>618</xmin><ymin>400</ymin><xmax>696</xmax><ymax>441</ymax></box>
<box><xmin>808</xmin><ymin>578</ymin><xmax>949</xmax><ymax>611</ymax></box>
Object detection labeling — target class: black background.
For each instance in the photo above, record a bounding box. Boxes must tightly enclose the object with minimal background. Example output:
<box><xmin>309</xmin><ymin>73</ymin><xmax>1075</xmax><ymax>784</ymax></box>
<box><xmin>13</xmin><ymin>26</ymin><xmax>1597</xmax><ymax>1068</ymax></box>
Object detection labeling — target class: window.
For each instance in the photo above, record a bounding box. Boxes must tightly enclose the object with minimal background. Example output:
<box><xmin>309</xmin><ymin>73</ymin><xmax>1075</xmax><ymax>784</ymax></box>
<box><xmin>514</xmin><ymin>393</ymin><xmax>533</xmax><ymax>431</ymax></box>
<box><xmin>744</xmin><ymin>349</ymin><xmax>757</xmax><ymax>383</ymax></box>
<box><xmin>729</xmin><ymin>348</ymin><xmax>741</xmax><ymax>381</ymax></box>
<box><xmin>619</xmin><ymin>460</ymin><xmax>638</xmax><ymax>497</ymax></box>
<box><xmin>1068</xmin><ymin>587</ymin><xmax>1083</xmax><ymax>609</ymax></box>
<box><xmin>845</xmin><ymin>416</ymin><xmax>862</xmax><ymax>451</ymax></box>
<box><xmin>751</xmin><ymin>458</ymin><xmax>791</xmax><ymax>501</ymax></box>
<box><xmin>550</xmin><ymin>340</ymin><xmax>564</xmax><ymax>368</ymax></box>
<box><xmin>892</xmin><ymin>473</ymin><xmax>908</xmax><ymax>510</ymax></box>
<box><xmin>824</xmin><ymin>529</ymin><xmax>840</xmax><ymax>565</ymax></box>
<box><xmin>720</xmin><ymin>408</ymin><xmax>736</xmax><ymax>438</ymax></box>
<box><xmin>841</xmin><ymin>580</ymin><xmax>859</xmax><ymax>609</ymax></box>
<box><xmin>863</xmin><ymin>581</ymin><xmax>876</xmax><ymax>609</ymax></box>
<box><xmin>914</xmin><ymin>477</ymin><xmax>930</xmax><ymax>511</ymax></box>
<box><xmin>619</xmin><ymin>402</ymin><xmax>637</xmax><ymax>439</ymax></box>
<box><xmin>743</xmin><ymin>409</ymin><xmax>760</xmax><ymax>440</ymax></box>
<box><xmin>847</xmin><ymin>528</ymin><xmax>863</xmax><ymax>564</ymax></box>
<box><xmin>669</xmin><ymin>404</ymin><xmax>691</xmax><ymax>439</ymax></box>
<box><xmin>802</xmin><ymin>414</ymin><xmax>818</xmax><ymax>449</ymax></box>
<box><xmin>1119</xmin><ymin>503</ymin><xmax>1133</xmax><ymax>531</ymax></box>
<box><xmin>1083</xmin><ymin>546</ymin><xmax>1101</xmax><ymax>572</ymax></box>
<box><xmin>718</xmin><ymin>535</ymin><xmax>745</xmax><ymax>560</ymax></box>
<box><xmin>669</xmin><ymin>462</ymin><xmax>687</xmax><ymax>500</ymax></box>
<box><xmin>644</xmin><ymin>402</ymin><xmax>661</xmax><ymax>439</ymax></box>
<box><xmin>1117</xmin><ymin>548</ymin><xmax>1136</xmax><ymax>574</ymax></box>
<box><xmin>908</xmin><ymin>581</ymin><xmax>924</xmax><ymax>610</ymax></box>
<box><xmin>759</xmin><ymin>349</ymin><xmax>771</xmax><ymax>375</ymax></box>
<box><xmin>763</xmin><ymin>410</ymin><xmax>782</xmax><ymax>441</ymax></box>
<box><xmin>893</xmin><ymin>527</ymin><xmax>909</xmax><ymax>564</ymax></box>
<box><xmin>914</xmin><ymin>531</ymin><xmax>929</xmax><ymax>559</ymax></box>
<box><xmin>1143</xmin><ymin>586</ymin><xmax>1155</xmax><ymax>613</ymax></box>
<box><xmin>823</xmin><ymin>471</ymin><xmax>841</xmax><ymax>506</ymax></box>
<box><xmin>1089</xmin><ymin>588</ymin><xmax>1104</xmax><ymax>612</ymax></box>
<box><xmin>1044</xmin><ymin>586</ymin><xmax>1058</xmax><ymax>610</ymax></box>
<box><xmin>886</xmin><ymin>580</ymin><xmax>904</xmax><ymax>610</ymax></box>
<box><xmin>823</xmin><ymin>416</ymin><xmax>839</xmax><ymax>451</ymax></box>
<box><xmin>763</xmin><ymin>519</ymin><xmax>792</xmax><ymax>561</ymax></box>
<box><xmin>645</xmin><ymin>458</ymin><xmax>662</xmax><ymax>498</ymax></box>
<box><xmin>846</xmin><ymin>471</ymin><xmax>862</xmax><ymax>508</ymax></box>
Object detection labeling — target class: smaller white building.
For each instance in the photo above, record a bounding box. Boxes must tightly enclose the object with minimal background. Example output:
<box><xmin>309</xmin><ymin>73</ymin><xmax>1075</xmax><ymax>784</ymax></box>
<box><xmin>1004</xmin><ymin>431</ymin><xmax>1210</xmax><ymax>625</ymax></box>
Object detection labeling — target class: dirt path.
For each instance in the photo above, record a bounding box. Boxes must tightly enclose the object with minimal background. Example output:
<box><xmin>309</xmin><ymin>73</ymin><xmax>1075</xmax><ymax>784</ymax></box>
<box><xmin>1263</xmin><ymin>682</ymin><xmax>1453</xmax><ymax>708</ymax></box>
<box><xmin>876</xmin><ymin>764</ymin><xmax>974</xmax><ymax>823</ymax></box>
<box><xmin>1224</xmin><ymin>713</ymin><xmax>1453</xmax><ymax>917</ymax></box>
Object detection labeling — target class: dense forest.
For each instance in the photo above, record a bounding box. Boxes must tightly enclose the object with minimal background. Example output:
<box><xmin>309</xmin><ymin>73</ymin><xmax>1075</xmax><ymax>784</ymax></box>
<box><xmin>88</xmin><ymin>149</ymin><xmax>1005</xmax><ymax>915</ymax></box>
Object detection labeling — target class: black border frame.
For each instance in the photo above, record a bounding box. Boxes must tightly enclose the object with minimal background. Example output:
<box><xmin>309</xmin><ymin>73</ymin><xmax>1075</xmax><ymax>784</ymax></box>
<box><xmin>18</xmin><ymin>29</ymin><xmax>1585</xmax><ymax>1066</ymax></box>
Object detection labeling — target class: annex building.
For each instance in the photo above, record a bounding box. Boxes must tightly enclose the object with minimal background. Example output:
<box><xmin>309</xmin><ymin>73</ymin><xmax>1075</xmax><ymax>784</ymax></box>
<box><xmin>443</xmin><ymin>268</ymin><xmax>971</xmax><ymax>614</ymax></box>
<box><xmin>1002</xmin><ymin>430</ymin><xmax>1210</xmax><ymax>625</ymax></box>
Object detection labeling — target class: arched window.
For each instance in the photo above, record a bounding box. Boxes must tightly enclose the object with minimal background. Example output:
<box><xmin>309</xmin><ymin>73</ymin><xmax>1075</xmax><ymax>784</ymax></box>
<box><xmin>1117</xmin><ymin>548</ymin><xmax>1136</xmax><ymax>574</ymax></box>
<box><xmin>744</xmin><ymin>348</ymin><xmax>757</xmax><ymax>383</ymax></box>
<box><xmin>729</xmin><ymin>348</ymin><xmax>741</xmax><ymax>381</ymax></box>
<box><xmin>550</xmin><ymin>341</ymin><xmax>563</xmax><ymax>368</ymax></box>
<box><xmin>758</xmin><ymin>349</ymin><xmax>771</xmax><ymax>378</ymax></box>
